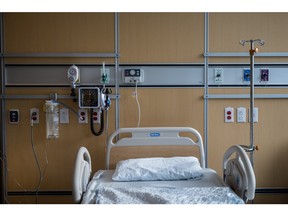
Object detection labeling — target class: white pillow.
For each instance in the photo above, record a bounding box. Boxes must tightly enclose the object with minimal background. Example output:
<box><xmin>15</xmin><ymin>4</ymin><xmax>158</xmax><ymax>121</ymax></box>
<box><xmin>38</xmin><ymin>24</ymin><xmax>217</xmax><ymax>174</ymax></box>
<box><xmin>112</xmin><ymin>156</ymin><xmax>203</xmax><ymax>181</ymax></box>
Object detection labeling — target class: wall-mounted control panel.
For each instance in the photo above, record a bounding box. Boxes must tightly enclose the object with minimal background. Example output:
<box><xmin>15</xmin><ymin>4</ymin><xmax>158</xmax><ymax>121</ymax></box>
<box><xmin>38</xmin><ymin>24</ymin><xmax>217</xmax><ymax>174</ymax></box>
<box><xmin>9</xmin><ymin>109</ymin><xmax>19</xmax><ymax>124</ymax></box>
<box><xmin>123</xmin><ymin>69</ymin><xmax>144</xmax><ymax>83</ymax></box>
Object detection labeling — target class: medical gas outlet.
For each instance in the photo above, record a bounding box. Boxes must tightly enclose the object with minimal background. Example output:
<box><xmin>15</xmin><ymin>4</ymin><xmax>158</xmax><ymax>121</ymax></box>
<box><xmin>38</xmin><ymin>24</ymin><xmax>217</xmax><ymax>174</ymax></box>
<box><xmin>123</xmin><ymin>69</ymin><xmax>144</xmax><ymax>83</ymax></box>
<box><xmin>214</xmin><ymin>68</ymin><xmax>224</xmax><ymax>84</ymax></box>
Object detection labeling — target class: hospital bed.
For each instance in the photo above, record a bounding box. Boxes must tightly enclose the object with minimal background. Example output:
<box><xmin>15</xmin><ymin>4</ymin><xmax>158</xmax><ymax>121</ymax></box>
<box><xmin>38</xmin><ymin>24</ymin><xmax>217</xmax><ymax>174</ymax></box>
<box><xmin>73</xmin><ymin>127</ymin><xmax>256</xmax><ymax>204</ymax></box>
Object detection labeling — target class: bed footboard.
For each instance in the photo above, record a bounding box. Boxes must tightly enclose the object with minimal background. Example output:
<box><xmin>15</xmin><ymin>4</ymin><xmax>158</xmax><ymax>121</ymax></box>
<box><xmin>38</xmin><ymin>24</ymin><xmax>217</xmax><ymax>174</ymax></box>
<box><xmin>223</xmin><ymin>145</ymin><xmax>256</xmax><ymax>202</ymax></box>
<box><xmin>73</xmin><ymin>147</ymin><xmax>92</xmax><ymax>203</ymax></box>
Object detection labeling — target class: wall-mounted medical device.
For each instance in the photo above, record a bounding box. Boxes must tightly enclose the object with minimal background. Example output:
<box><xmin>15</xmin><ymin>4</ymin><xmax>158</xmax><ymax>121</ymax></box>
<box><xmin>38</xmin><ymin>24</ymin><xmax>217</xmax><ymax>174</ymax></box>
<box><xmin>123</xmin><ymin>69</ymin><xmax>144</xmax><ymax>83</ymax></box>
<box><xmin>78</xmin><ymin>87</ymin><xmax>100</xmax><ymax>109</ymax></box>
<box><xmin>68</xmin><ymin>65</ymin><xmax>80</xmax><ymax>102</ymax></box>
<box><xmin>68</xmin><ymin>65</ymin><xmax>80</xmax><ymax>87</ymax></box>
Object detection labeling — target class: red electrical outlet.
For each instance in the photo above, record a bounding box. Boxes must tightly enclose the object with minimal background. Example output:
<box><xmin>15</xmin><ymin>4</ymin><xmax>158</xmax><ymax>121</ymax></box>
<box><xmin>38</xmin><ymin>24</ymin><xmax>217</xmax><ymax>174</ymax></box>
<box><xmin>225</xmin><ymin>107</ymin><xmax>234</xmax><ymax>123</ymax></box>
<box><xmin>92</xmin><ymin>109</ymin><xmax>101</xmax><ymax>124</ymax></box>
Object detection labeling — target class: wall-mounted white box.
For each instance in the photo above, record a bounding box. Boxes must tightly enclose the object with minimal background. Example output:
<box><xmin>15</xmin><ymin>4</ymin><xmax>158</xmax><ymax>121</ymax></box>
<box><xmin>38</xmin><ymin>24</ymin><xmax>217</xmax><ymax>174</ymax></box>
<box><xmin>237</xmin><ymin>107</ymin><xmax>246</xmax><ymax>123</ymax></box>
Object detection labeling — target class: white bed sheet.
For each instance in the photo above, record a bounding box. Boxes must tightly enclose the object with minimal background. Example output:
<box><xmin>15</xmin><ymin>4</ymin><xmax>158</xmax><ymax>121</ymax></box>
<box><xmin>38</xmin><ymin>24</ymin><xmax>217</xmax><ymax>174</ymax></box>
<box><xmin>81</xmin><ymin>169</ymin><xmax>244</xmax><ymax>204</ymax></box>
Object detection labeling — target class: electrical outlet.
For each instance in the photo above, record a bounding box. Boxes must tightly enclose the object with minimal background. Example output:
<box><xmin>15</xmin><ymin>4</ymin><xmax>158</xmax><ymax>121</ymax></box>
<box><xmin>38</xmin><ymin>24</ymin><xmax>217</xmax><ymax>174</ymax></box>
<box><xmin>214</xmin><ymin>68</ymin><xmax>224</xmax><ymax>84</ymax></box>
<box><xmin>237</xmin><ymin>107</ymin><xmax>246</xmax><ymax>123</ymax></box>
<box><xmin>100</xmin><ymin>68</ymin><xmax>110</xmax><ymax>84</ymax></box>
<box><xmin>60</xmin><ymin>108</ymin><xmax>69</xmax><ymax>124</ymax></box>
<box><xmin>30</xmin><ymin>108</ymin><xmax>39</xmax><ymax>124</ymax></box>
<box><xmin>78</xmin><ymin>109</ymin><xmax>88</xmax><ymax>124</ymax></box>
<box><xmin>260</xmin><ymin>68</ymin><xmax>269</xmax><ymax>82</ymax></box>
<box><xmin>92</xmin><ymin>109</ymin><xmax>101</xmax><ymax>124</ymax></box>
<box><xmin>243</xmin><ymin>68</ymin><xmax>251</xmax><ymax>82</ymax></box>
<box><xmin>225</xmin><ymin>107</ymin><xmax>234</xmax><ymax>123</ymax></box>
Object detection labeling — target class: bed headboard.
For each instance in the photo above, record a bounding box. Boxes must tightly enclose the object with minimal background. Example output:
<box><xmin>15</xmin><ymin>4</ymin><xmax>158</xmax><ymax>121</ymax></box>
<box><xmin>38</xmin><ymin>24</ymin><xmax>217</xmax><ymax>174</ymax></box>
<box><xmin>106</xmin><ymin>127</ymin><xmax>205</xmax><ymax>169</ymax></box>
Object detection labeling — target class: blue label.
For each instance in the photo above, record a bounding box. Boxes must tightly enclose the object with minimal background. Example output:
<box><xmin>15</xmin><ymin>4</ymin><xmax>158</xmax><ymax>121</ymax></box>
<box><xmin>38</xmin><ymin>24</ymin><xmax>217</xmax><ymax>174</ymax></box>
<box><xmin>150</xmin><ymin>132</ymin><xmax>160</xmax><ymax>137</ymax></box>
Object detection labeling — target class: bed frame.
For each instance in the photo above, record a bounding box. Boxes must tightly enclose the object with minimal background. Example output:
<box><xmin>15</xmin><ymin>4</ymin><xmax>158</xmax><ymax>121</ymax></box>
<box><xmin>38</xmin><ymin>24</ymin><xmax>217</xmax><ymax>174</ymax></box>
<box><xmin>73</xmin><ymin>127</ymin><xmax>256</xmax><ymax>203</ymax></box>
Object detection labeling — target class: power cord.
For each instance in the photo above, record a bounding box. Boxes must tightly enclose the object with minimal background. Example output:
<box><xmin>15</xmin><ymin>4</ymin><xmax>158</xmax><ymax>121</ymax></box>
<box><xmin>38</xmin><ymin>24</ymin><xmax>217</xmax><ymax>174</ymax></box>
<box><xmin>134</xmin><ymin>81</ymin><xmax>141</xmax><ymax>127</ymax></box>
<box><xmin>30</xmin><ymin>119</ymin><xmax>48</xmax><ymax>204</ymax></box>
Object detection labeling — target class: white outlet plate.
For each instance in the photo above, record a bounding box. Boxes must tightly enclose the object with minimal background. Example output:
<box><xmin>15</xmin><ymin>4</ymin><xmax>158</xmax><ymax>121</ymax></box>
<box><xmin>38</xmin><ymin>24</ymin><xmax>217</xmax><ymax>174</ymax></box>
<box><xmin>214</xmin><ymin>68</ymin><xmax>224</xmax><ymax>84</ymax></box>
<box><xmin>237</xmin><ymin>107</ymin><xmax>246</xmax><ymax>123</ymax></box>
<box><xmin>78</xmin><ymin>109</ymin><xmax>88</xmax><ymax>124</ymax></box>
<box><xmin>249</xmin><ymin>107</ymin><xmax>259</xmax><ymax>123</ymax></box>
<box><xmin>30</xmin><ymin>108</ymin><xmax>39</xmax><ymax>124</ymax></box>
<box><xmin>225</xmin><ymin>107</ymin><xmax>234</xmax><ymax>123</ymax></box>
<box><xmin>60</xmin><ymin>108</ymin><xmax>69</xmax><ymax>124</ymax></box>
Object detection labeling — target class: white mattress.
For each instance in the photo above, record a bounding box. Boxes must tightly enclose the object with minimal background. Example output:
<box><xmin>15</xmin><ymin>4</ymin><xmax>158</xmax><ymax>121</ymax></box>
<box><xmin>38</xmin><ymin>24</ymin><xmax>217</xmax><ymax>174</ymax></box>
<box><xmin>81</xmin><ymin>169</ymin><xmax>244</xmax><ymax>204</ymax></box>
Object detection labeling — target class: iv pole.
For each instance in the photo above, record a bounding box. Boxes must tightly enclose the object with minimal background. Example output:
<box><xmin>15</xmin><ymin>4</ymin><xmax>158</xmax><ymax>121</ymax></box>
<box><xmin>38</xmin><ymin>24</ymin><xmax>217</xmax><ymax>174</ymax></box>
<box><xmin>239</xmin><ymin>39</ymin><xmax>265</xmax><ymax>167</ymax></box>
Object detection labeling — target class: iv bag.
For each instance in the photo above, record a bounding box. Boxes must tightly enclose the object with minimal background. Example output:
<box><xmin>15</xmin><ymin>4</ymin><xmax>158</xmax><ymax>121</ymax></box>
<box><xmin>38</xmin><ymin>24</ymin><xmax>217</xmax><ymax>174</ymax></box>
<box><xmin>44</xmin><ymin>100</ymin><xmax>59</xmax><ymax>139</ymax></box>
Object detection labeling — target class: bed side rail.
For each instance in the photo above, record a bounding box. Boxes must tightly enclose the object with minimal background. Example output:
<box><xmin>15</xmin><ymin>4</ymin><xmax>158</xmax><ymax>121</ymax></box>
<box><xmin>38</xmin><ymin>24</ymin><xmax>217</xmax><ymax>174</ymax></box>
<box><xmin>73</xmin><ymin>147</ymin><xmax>92</xmax><ymax>203</ymax></box>
<box><xmin>223</xmin><ymin>145</ymin><xmax>256</xmax><ymax>202</ymax></box>
<box><xmin>106</xmin><ymin>127</ymin><xmax>205</xmax><ymax>169</ymax></box>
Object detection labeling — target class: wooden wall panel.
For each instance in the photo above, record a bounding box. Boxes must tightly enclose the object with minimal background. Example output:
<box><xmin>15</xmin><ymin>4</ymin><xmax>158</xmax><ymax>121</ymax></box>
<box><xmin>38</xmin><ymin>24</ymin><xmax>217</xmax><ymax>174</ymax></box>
<box><xmin>119</xmin><ymin>88</ymin><xmax>204</xmax><ymax>133</ymax></box>
<box><xmin>5</xmin><ymin>88</ymin><xmax>116</xmax><ymax>191</ymax></box>
<box><xmin>209</xmin><ymin>13</ymin><xmax>288</xmax><ymax>63</ymax></box>
<box><xmin>208</xmin><ymin>88</ymin><xmax>288</xmax><ymax>188</ymax></box>
<box><xmin>4</xmin><ymin>13</ymin><xmax>115</xmax><ymax>64</ymax></box>
<box><xmin>120</xmin><ymin>13</ymin><xmax>204</xmax><ymax>63</ymax></box>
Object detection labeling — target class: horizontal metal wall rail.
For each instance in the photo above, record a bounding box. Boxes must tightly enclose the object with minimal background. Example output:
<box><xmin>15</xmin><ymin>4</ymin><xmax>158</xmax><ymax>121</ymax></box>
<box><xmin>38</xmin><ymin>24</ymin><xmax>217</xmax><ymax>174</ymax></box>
<box><xmin>0</xmin><ymin>94</ymin><xmax>119</xmax><ymax>100</ymax></box>
<box><xmin>1</xmin><ymin>53</ymin><xmax>118</xmax><ymax>58</ymax></box>
<box><xmin>205</xmin><ymin>94</ymin><xmax>288</xmax><ymax>99</ymax></box>
<box><xmin>205</xmin><ymin>52</ymin><xmax>288</xmax><ymax>57</ymax></box>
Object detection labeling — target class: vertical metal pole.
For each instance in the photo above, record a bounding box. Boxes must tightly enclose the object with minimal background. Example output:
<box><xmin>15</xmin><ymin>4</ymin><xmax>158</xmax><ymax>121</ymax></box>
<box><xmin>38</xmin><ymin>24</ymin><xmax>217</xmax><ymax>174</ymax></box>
<box><xmin>203</xmin><ymin>13</ymin><xmax>209</xmax><ymax>168</ymax></box>
<box><xmin>249</xmin><ymin>41</ymin><xmax>255</xmax><ymax>168</ymax></box>
<box><xmin>0</xmin><ymin>12</ymin><xmax>7</xmax><ymax>204</ymax></box>
<box><xmin>114</xmin><ymin>13</ymin><xmax>119</xmax><ymax>131</ymax></box>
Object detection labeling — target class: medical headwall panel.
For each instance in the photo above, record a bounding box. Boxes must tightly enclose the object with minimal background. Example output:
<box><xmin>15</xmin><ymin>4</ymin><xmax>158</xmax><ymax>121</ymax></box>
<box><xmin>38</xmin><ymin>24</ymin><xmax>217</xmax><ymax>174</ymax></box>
<box><xmin>6</xmin><ymin>65</ymin><xmax>204</xmax><ymax>87</ymax></box>
<box><xmin>4</xmin><ymin>13</ymin><xmax>115</xmax><ymax>64</ymax></box>
<box><xmin>120</xmin><ymin>13</ymin><xmax>204</xmax><ymax>63</ymax></box>
<box><xmin>209</xmin><ymin>13</ymin><xmax>288</xmax><ymax>63</ymax></box>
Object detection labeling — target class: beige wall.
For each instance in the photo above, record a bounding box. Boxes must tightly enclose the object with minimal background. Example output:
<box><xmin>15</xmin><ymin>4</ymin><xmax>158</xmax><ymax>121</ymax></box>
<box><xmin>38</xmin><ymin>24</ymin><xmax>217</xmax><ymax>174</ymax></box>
<box><xmin>2</xmin><ymin>12</ymin><xmax>288</xmax><ymax>204</ymax></box>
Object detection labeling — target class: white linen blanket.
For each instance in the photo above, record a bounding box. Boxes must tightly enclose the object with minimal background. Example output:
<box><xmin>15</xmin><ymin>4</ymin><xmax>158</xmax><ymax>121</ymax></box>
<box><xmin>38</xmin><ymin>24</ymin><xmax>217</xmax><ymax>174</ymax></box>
<box><xmin>92</xmin><ymin>186</ymin><xmax>244</xmax><ymax>204</ymax></box>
